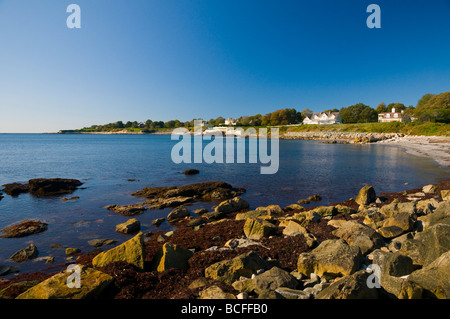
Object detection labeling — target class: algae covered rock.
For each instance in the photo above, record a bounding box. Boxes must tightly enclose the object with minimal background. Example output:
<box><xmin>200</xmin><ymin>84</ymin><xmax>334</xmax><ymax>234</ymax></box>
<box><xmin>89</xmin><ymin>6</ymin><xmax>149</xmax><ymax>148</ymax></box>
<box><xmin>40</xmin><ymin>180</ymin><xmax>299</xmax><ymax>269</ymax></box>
<box><xmin>297</xmin><ymin>239</ymin><xmax>362</xmax><ymax>279</ymax></box>
<box><xmin>10</xmin><ymin>243</ymin><xmax>39</xmax><ymax>263</ymax></box>
<box><xmin>151</xmin><ymin>242</ymin><xmax>194</xmax><ymax>272</ymax></box>
<box><xmin>16</xmin><ymin>265</ymin><xmax>113</xmax><ymax>299</ymax></box>
<box><xmin>92</xmin><ymin>232</ymin><xmax>145</xmax><ymax>270</ymax></box>
<box><xmin>205</xmin><ymin>251</ymin><xmax>270</xmax><ymax>284</ymax></box>
<box><xmin>355</xmin><ymin>185</ymin><xmax>376</xmax><ymax>205</ymax></box>
<box><xmin>243</xmin><ymin>217</ymin><xmax>277</xmax><ymax>240</ymax></box>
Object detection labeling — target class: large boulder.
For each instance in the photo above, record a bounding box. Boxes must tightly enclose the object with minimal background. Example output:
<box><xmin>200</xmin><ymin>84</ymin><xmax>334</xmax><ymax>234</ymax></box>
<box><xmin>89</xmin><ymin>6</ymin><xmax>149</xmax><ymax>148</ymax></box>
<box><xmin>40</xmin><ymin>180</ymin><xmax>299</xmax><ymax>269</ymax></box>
<box><xmin>215</xmin><ymin>197</ymin><xmax>249</xmax><ymax>214</ymax></box>
<box><xmin>382</xmin><ymin>212</ymin><xmax>414</xmax><ymax>232</ymax></box>
<box><xmin>297</xmin><ymin>239</ymin><xmax>363</xmax><ymax>279</ymax></box>
<box><xmin>355</xmin><ymin>185</ymin><xmax>376</xmax><ymax>206</ymax></box>
<box><xmin>380</xmin><ymin>199</ymin><xmax>416</xmax><ymax>218</ymax></box>
<box><xmin>243</xmin><ymin>218</ymin><xmax>277</xmax><ymax>240</ymax></box>
<box><xmin>151</xmin><ymin>242</ymin><xmax>194</xmax><ymax>272</ymax></box>
<box><xmin>92</xmin><ymin>232</ymin><xmax>145</xmax><ymax>270</ymax></box>
<box><xmin>332</xmin><ymin>220</ymin><xmax>384</xmax><ymax>255</ymax></box>
<box><xmin>232</xmin><ymin>267</ymin><xmax>298</xmax><ymax>295</ymax></box>
<box><xmin>1</xmin><ymin>220</ymin><xmax>48</xmax><ymax>238</ymax></box>
<box><xmin>416</xmin><ymin>198</ymin><xmax>439</xmax><ymax>215</ymax></box>
<box><xmin>16</xmin><ymin>266</ymin><xmax>113</xmax><ymax>299</ymax></box>
<box><xmin>370</xmin><ymin>249</ymin><xmax>416</xmax><ymax>297</ymax></box>
<box><xmin>417</xmin><ymin>201</ymin><xmax>450</xmax><ymax>230</ymax></box>
<box><xmin>399</xmin><ymin>224</ymin><xmax>450</xmax><ymax>266</ymax></box>
<box><xmin>404</xmin><ymin>250</ymin><xmax>450</xmax><ymax>299</ymax></box>
<box><xmin>315</xmin><ymin>271</ymin><xmax>379</xmax><ymax>299</ymax></box>
<box><xmin>205</xmin><ymin>251</ymin><xmax>271</xmax><ymax>285</ymax></box>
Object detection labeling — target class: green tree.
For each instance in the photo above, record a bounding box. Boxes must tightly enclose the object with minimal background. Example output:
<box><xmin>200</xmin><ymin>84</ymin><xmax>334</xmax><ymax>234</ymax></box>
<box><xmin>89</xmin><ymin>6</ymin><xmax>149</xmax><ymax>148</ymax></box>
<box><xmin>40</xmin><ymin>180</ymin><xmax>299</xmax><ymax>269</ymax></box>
<box><xmin>387</xmin><ymin>103</ymin><xmax>406</xmax><ymax>112</ymax></box>
<box><xmin>414</xmin><ymin>92</ymin><xmax>450</xmax><ymax>123</ymax></box>
<box><xmin>340</xmin><ymin>103</ymin><xmax>377</xmax><ymax>123</ymax></box>
<box><xmin>301</xmin><ymin>108</ymin><xmax>313</xmax><ymax>120</ymax></box>
<box><xmin>214</xmin><ymin>117</ymin><xmax>225</xmax><ymax>126</ymax></box>
<box><xmin>375</xmin><ymin>102</ymin><xmax>387</xmax><ymax>114</ymax></box>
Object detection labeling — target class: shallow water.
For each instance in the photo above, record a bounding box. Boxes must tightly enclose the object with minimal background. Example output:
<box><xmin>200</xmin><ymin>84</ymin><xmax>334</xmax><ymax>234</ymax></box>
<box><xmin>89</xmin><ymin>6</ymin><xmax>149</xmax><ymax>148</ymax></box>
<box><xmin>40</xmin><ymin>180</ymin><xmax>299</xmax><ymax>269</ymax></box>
<box><xmin>0</xmin><ymin>133</ymin><xmax>448</xmax><ymax>275</ymax></box>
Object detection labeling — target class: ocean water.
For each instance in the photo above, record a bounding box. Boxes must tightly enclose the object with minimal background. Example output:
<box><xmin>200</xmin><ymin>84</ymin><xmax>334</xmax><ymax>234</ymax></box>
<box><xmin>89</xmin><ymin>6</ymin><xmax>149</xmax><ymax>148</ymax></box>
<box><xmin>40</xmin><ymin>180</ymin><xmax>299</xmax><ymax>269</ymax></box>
<box><xmin>0</xmin><ymin>133</ymin><xmax>448</xmax><ymax>275</ymax></box>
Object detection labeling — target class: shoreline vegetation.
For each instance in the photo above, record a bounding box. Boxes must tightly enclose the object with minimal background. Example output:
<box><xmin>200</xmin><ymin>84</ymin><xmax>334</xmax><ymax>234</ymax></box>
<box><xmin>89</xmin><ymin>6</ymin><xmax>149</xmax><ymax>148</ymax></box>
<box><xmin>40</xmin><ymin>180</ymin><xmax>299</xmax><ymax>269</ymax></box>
<box><xmin>57</xmin><ymin>123</ymin><xmax>450</xmax><ymax>169</ymax></box>
<box><xmin>0</xmin><ymin>178</ymin><xmax>449</xmax><ymax>299</ymax></box>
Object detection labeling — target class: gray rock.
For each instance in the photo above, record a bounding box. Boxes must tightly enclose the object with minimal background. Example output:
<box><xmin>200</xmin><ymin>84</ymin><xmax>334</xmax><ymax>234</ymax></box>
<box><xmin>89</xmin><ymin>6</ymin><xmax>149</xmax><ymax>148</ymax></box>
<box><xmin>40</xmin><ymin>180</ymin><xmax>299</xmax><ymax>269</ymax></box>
<box><xmin>405</xmin><ymin>250</ymin><xmax>450</xmax><ymax>299</ymax></box>
<box><xmin>232</xmin><ymin>266</ymin><xmax>299</xmax><ymax>295</ymax></box>
<box><xmin>275</xmin><ymin>287</ymin><xmax>311</xmax><ymax>299</ymax></box>
<box><xmin>399</xmin><ymin>224</ymin><xmax>450</xmax><ymax>266</ymax></box>
<box><xmin>316</xmin><ymin>270</ymin><xmax>379</xmax><ymax>299</ymax></box>
<box><xmin>332</xmin><ymin>220</ymin><xmax>384</xmax><ymax>254</ymax></box>
<box><xmin>297</xmin><ymin>239</ymin><xmax>363</xmax><ymax>279</ymax></box>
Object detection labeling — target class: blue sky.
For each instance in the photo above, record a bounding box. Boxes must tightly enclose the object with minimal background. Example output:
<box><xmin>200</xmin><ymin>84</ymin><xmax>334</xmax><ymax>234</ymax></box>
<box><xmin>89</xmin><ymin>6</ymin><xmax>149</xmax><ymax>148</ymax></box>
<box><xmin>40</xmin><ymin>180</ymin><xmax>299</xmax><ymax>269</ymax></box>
<box><xmin>0</xmin><ymin>0</ymin><xmax>449</xmax><ymax>132</ymax></box>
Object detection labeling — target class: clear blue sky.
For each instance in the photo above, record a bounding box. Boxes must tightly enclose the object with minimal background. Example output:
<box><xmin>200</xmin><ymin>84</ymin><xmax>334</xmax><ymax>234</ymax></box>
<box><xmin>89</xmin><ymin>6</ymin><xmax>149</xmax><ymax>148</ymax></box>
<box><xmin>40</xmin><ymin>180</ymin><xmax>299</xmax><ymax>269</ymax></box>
<box><xmin>0</xmin><ymin>0</ymin><xmax>449</xmax><ymax>132</ymax></box>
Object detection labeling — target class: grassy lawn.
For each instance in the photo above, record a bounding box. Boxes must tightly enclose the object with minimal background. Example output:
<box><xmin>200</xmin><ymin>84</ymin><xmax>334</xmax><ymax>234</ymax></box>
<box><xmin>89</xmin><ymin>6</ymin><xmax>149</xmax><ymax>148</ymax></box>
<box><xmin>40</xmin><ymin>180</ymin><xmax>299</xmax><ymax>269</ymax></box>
<box><xmin>283</xmin><ymin>122</ymin><xmax>450</xmax><ymax>136</ymax></box>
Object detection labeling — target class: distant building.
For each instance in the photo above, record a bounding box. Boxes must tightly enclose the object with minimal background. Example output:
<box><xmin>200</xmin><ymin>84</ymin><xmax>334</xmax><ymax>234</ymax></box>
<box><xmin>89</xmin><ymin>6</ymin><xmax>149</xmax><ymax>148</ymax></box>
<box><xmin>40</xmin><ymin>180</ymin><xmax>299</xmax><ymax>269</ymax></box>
<box><xmin>303</xmin><ymin>112</ymin><xmax>342</xmax><ymax>125</ymax></box>
<box><xmin>378</xmin><ymin>108</ymin><xmax>408</xmax><ymax>123</ymax></box>
<box><xmin>224</xmin><ymin>118</ymin><xmax>237</xmax><ymax>126</ymax></box>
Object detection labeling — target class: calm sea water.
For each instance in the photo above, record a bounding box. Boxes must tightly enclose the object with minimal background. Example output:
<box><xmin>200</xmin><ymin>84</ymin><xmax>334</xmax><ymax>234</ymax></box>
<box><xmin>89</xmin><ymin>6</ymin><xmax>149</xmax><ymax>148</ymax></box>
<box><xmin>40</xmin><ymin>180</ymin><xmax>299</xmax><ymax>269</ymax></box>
<box><xmin>0</xmin><ymin>133</ymin><xmax>448</xmax><ymax>275</ymax></box>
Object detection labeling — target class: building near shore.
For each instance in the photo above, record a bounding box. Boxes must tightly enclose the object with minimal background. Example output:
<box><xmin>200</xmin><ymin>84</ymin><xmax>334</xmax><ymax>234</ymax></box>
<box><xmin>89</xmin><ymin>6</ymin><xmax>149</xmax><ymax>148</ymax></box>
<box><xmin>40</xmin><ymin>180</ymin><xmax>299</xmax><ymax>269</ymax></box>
<box><xmin>225</xmin><ymin>118</ymin><xmax>237</xmax><ymax>126</ymax></box>
<box><xmin>303</xmin><ymin>112</ymin><xmax>342</xmax><ymax>125</ymax></box>
<box><xmin>378</xmin><ymin>108</ymin><xmax>408</xmax><ymax>123</ymax></box>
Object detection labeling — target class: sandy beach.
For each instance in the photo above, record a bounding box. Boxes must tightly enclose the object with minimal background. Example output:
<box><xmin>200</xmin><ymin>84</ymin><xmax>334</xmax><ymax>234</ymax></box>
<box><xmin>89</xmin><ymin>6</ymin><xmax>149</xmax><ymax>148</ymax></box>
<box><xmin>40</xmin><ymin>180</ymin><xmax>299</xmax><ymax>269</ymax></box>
<box><xmin>378</xmin><ymin>136</ymin><xmax>450</xmax><ymax>169</ymax></box>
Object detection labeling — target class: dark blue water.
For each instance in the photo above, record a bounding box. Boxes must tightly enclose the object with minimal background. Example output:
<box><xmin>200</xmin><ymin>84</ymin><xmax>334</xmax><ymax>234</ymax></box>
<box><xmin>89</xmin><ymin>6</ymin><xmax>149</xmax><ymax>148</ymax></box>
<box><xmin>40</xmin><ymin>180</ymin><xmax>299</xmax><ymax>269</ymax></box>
<box><xmin>0</xmin><ymin>133</ymin><xmax>448</xmax><ymax>275</ymax></box>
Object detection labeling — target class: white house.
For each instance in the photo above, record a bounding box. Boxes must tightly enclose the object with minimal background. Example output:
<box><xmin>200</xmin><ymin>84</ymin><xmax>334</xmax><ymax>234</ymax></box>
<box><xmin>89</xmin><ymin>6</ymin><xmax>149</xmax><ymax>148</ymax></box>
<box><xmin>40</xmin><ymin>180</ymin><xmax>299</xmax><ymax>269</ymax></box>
<box><xmin>224</xmin><ymin>118</ymin><xmax>237</xmax><ymax>126</ymax></box>
<box><xmin>303</xmin><ymin>112</ymin><xmax>342</xmax><ymax>125</ymax></box>
<box><xmin>378</xmin><ymin>108</ymin><xmax>408</xmax><ymax>123</ymax></box>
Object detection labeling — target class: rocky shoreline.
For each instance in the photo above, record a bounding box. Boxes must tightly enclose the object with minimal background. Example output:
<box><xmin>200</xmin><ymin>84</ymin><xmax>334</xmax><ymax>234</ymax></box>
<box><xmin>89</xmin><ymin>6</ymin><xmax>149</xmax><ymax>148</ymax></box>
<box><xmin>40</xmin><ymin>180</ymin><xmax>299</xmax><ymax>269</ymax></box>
<box><xmin>0</xmin><ymin>178</ymin><xmax>449</xmax><ymax>299</ymax></box>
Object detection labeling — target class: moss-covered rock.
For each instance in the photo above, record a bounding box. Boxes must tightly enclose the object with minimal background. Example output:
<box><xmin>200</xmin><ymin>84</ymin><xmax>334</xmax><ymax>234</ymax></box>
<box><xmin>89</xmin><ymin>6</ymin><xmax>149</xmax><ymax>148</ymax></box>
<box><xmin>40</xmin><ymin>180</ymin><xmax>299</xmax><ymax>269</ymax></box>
<box><xmin>92</xmin><ymin>232</ymin><xmax>145</xmax><ymax>270</ymax></box>
<box><xmin>243</xmin><ymin>217</ymin><xmax>277</xmax><ymax>240</ymax></box>
<box><xmin>16</xmin><ymin>266</ymin><xmax>113</xmax><ymax>299</ymax></box>
<box><xmin>151</xmin><ymin>242</ymin><xmax>193</xmax><ymax>272</ymax></box>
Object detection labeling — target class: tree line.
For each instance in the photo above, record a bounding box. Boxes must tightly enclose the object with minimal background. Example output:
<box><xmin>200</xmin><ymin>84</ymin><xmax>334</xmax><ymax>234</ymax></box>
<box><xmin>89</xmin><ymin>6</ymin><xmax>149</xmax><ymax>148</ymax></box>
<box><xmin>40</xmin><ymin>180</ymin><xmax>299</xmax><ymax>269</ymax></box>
<box><xmin>81</xmin><ymin>92</ymin><xmax>449</xmax><ymax>131</ymax></box>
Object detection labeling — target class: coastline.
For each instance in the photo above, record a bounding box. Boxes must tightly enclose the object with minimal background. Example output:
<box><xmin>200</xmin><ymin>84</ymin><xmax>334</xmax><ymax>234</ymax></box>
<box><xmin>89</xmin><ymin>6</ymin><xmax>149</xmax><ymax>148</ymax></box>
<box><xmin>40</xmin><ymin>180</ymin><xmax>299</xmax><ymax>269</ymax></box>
<box><xmin>377</xmin><ymin>136</ymin><xmax>450</xmax><ymax>169</ymax></box>
<box><xmin>1</xmin><ymin>178</ymin><xmax>449</xmax><ymax>299</ymax></box>
<box><xmin>55</xmin><ymin>129</ymin><xmax>450</xmax><ymax>170</ymax></box>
